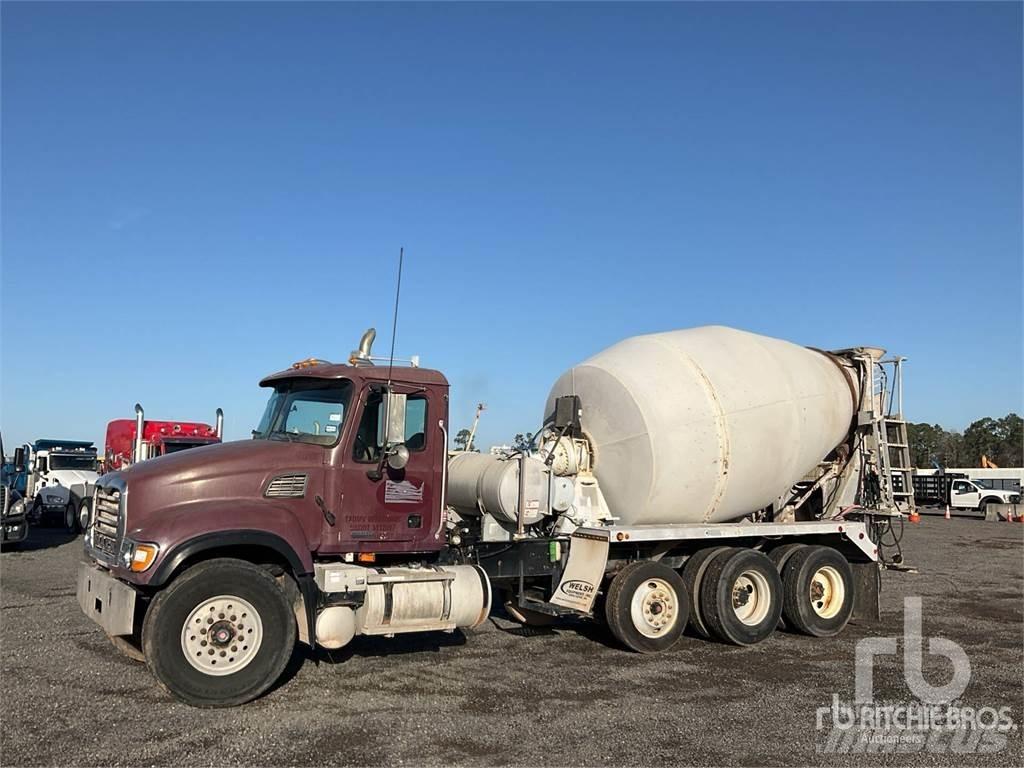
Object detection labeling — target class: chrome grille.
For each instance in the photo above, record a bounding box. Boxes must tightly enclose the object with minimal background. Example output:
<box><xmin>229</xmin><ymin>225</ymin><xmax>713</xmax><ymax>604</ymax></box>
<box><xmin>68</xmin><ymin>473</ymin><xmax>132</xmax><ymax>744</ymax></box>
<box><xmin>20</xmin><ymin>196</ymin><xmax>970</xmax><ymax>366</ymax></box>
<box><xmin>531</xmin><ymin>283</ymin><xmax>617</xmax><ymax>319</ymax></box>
<box><xmin>0</xmin><ymin>485</ymin><xmax>8</xmax><ymax>516</ymax></box>
<box><xmin>94</xmin><ymin>486</ymin><xmax>122</xmax><ymax>538</ymax></box>
<box><xmin>265</xmin><ymin>474</ymin><xmax>307</xmax><ymax>499</ymax></box>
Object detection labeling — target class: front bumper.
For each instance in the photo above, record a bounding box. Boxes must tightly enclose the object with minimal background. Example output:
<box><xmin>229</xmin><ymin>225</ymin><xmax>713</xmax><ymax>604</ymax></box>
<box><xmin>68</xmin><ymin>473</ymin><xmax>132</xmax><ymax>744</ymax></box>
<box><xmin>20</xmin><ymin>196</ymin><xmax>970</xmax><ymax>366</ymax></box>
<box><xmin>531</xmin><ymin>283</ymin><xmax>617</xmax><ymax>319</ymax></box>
<box><xmin>76</xmin><ymin>562</ymin><xmax>137</xmax><ymax>636</ymax></box>
<box><xmin>2</xmin><ymin>518</ymin><xmax>28</xmax><ymax>543</ymax></box>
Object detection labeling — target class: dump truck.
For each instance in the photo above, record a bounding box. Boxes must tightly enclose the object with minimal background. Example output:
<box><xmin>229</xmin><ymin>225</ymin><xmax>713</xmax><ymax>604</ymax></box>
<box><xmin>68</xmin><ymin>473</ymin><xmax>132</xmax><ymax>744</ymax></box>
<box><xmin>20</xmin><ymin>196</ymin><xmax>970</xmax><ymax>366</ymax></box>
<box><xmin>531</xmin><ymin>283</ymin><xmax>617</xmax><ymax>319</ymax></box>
<box><xmin>102</xmin><ymin>403</ymin><xmax>224</xmax><ymax>472</ymax></box>
<box><xmin>24</xmin><ymin>439</ymin><xmax>100</xmax><ymax>532</ymax></box>
<box><xmin>78</xmin><ymin>326</ymin><xmax>907</xmax><ymax>707</ymax></box>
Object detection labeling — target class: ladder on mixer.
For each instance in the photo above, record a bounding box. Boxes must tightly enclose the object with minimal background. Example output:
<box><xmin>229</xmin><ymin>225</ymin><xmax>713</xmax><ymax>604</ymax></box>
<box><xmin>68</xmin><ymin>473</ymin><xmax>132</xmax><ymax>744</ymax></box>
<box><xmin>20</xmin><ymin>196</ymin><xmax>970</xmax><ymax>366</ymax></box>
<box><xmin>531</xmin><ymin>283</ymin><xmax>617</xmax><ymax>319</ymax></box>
<box><xmin>873</xmin><ymin>357</ymin><xmax>916</xmax><ymax>515</ymax></box>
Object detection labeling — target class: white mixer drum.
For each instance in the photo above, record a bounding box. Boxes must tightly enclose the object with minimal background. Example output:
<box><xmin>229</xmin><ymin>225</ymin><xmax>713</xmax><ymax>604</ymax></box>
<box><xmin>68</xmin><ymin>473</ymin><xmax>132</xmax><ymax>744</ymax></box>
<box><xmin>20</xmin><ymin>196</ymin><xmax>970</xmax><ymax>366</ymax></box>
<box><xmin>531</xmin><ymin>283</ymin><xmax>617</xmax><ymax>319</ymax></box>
<box><xmin>545</xmin><ymin>326</ymin><xmax>860</xmax><ymax>525</ymax></box>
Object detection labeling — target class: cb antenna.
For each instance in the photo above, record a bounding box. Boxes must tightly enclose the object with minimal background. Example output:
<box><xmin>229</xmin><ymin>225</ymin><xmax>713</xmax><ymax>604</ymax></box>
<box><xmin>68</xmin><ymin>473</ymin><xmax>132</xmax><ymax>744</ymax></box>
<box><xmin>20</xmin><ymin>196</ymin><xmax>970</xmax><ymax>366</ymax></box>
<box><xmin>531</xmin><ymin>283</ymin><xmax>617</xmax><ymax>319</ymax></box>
<box><xmin>386</xmin><ymin>247</ymin><xmax>404</xmax><ymax>387</ymax></box>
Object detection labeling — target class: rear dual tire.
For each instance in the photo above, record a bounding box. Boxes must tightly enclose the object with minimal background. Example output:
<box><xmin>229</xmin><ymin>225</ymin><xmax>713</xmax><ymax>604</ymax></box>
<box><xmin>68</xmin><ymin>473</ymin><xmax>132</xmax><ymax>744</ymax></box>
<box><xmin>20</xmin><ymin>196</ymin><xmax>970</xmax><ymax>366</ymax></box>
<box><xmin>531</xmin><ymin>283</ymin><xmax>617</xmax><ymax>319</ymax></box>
<box><xmin>699</xmin><ymin>548</ymin><xmax>783</xmax><ymax>646</ymax></box>
<box><xmin>778</xmin><ymin>545</ymin><xmax>855</xmax><ymax>637</ymax></box>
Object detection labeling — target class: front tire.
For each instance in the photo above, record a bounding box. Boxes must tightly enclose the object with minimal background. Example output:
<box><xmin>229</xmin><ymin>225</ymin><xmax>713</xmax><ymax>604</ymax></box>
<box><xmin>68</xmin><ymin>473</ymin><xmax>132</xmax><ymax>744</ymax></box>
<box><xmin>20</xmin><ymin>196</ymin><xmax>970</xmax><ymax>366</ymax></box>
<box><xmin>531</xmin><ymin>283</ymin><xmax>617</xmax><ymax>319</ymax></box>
<box><xmin>978</xmin><ymin>497</ymin><xmax>1000</xmax><ymax>513</ymax></box>
<box><xmin>142</xmin><ymin>558</ymin><xmax>296</xmax><ymax>707</ymax></box>
<box><xmin>700</xmin><ymin>549</ymin><xmax>783</xmax><ymax>646</ymax></box>
<box><xmin>63</xmin><ymin>502</ymin><xmax>78</xmax><ymax>534</ymax></box>
<box><xmin>78</xmin><ymin>499</ymin><xmax>91</xmax><ymax>533</ymax></box>
<box><xmin>605</xmin><ymin>561</ymin><xmax>689</xmax><ymax>653</ymax></box>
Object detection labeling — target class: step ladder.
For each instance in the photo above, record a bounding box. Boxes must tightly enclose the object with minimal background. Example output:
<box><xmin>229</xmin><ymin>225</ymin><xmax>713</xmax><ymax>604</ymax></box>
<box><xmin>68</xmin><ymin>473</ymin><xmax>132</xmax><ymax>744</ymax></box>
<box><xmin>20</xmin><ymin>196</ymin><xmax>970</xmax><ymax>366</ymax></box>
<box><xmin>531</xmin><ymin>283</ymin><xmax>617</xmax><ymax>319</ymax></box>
<box><xmin>869</xmin><ymin>357</ymin><xmax>916</xmax><ymax>515</ymax></box>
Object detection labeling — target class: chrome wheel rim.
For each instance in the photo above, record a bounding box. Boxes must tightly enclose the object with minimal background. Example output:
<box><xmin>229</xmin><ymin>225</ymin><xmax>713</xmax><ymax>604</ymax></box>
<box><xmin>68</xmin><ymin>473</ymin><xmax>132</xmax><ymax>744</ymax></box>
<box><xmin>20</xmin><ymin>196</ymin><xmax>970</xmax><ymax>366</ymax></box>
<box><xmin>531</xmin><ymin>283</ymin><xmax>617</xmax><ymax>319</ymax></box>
<box><xmin>629</xmin><ymin>578</ymin><xmax>678</xmax><ymax>638</ymax></box>
<box><xmin>809</xmin><ymin>566</ymin><xmax>845</xmax><ymax>619</ymax></box>
<box><xmin>732</xmin><ymin>570</ymin><xmax>771</xmax><ymax>626</ymax></box>
<box><xmin>181</xmin><ymin>595</ymin><xmax>263</xmax><ymax>676</ymax></box>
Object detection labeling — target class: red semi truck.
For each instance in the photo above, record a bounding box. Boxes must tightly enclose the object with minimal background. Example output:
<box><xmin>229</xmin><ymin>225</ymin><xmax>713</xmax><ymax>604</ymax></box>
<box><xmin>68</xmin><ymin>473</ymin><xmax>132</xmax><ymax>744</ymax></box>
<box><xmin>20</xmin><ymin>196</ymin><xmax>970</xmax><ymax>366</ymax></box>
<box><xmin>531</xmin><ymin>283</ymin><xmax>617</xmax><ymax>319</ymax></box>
<box><xmin>103</xmin><ymin>404</ymin><xmax>224</xmax><ymax>472</ymax></box>
<box><xmin>77</xmin><ymin>327</ymin><xmax>910</xmax><ymax>708</ymax></box>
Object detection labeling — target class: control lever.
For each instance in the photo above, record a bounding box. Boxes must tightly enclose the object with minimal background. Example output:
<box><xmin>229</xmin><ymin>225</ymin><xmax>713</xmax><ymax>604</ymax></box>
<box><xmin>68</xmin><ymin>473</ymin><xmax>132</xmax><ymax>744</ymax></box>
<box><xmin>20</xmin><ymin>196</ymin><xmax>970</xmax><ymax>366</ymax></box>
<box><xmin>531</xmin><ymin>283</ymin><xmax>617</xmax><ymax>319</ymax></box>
<box><xmin>315</xmin><ymin>495</ymin><xmax>336</xmax><ymax>526</ymax></box>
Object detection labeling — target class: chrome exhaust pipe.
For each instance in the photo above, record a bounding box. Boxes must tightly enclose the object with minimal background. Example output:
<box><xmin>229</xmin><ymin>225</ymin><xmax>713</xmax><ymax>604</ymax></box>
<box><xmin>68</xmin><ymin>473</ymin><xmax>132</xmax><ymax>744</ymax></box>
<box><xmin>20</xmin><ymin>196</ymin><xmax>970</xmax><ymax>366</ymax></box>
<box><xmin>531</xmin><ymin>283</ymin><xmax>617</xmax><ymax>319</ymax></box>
<box><xmin>349</xmin><ymin>328</ymin><xmax>377</xmax><ymax>366</ymax></box>
<box><xmin>215</xmin><ymin>408</ymin><xmax>224</xmax><ymax>439</ymax></box>
<box><xmin>134</xmin><ymin>404</ymin><xmax>145</xmax><ymax>462</ymax></box>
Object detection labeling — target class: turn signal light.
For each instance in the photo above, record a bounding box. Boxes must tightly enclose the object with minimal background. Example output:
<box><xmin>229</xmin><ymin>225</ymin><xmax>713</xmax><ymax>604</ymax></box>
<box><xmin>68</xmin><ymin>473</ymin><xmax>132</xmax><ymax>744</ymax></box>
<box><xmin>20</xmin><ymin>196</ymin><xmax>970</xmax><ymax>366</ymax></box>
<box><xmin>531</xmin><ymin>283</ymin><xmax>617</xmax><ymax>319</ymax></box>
<box><xmin>357</xmin><ymin>552</ymin><xmax>376</xmax><ymax>563</ymax></box>
<box><xmin>130</xmin><ymin>543</ymin><xmax>159</xmax><ymax>572</ymax></box>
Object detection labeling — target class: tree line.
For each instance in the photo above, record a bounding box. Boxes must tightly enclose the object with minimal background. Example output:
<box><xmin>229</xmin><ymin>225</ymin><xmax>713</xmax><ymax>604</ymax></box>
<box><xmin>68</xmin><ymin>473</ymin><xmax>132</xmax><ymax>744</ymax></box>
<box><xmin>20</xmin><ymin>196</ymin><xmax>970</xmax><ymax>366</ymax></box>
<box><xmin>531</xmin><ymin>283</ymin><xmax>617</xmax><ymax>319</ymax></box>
<box><xmin>907</xmin><ymin>413</ymin><xmax>1022</xmax><ymax>469</ymax></box>
<box><xmin>455</xmin><ymin>415</ymin><xmax>1022</xmax><ymax>469</ymax></box>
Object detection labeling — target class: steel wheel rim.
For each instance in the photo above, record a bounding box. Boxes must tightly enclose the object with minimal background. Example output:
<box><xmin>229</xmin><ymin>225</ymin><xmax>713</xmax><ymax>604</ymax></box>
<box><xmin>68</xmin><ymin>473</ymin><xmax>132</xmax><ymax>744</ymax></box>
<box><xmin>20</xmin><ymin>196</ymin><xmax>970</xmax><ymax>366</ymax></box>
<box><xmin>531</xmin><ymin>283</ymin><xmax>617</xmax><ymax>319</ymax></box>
<box><xmin>181</xmin><ymin>595</ymin><xmax>263</xmax><ymax>676</ymax></box>
<box><xmin>732</xmin><ymin>570</ymin><xmax>771</xmax><ymax>626</ymax></box>
<box><xmin>629</xmin><ymin>578</ymin><xmax>679</xmax><ymax>638</ymax></box>
<box><xmin>79</xmin><ymin>503</ymin><xmax>90</xmax><ymax>531</ymax></box>
<box><xmin>809</xmin><ymin>566</ymin><xmax>845</xmax><ymax>619</ymax></box>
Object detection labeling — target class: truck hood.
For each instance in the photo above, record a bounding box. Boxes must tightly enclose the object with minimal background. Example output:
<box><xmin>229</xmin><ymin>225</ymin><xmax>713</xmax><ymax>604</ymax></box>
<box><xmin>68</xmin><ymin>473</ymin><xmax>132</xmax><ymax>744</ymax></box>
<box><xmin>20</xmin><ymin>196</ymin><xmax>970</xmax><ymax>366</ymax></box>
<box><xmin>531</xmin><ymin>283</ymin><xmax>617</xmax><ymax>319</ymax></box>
<box><xmin>108</xmin><ymin>439</ymin><xmax>324</xmax><ymax>530</ymax></box>
<box><xmin>45</xmin><ymin>469</ymin><xmax>99</xmax><ymax>489</ymax></box>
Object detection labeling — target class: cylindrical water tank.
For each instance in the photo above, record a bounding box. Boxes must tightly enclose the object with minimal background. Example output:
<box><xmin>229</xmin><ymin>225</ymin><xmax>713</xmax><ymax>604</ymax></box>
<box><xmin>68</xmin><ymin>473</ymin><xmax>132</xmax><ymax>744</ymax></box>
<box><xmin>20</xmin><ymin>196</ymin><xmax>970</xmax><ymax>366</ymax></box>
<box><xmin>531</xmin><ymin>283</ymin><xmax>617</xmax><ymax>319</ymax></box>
<box><xmin>545</xmin><ymin>326</ymin><xmax>860</xmax><ymax>525</ymax></box>
<box><xmin>447</xmin><ymin>453</ymin><xmax>551</xmax><ymax>525</ymax></box>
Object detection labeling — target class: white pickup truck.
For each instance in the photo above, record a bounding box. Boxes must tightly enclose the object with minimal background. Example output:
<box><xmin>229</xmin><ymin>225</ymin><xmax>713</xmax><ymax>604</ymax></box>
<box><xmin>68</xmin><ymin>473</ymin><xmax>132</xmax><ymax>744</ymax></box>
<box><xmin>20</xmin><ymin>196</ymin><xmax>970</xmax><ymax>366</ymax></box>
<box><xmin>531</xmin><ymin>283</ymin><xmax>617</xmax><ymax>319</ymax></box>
<box><xmin>948</xmin><ymin>478</ymin><xmax>1020</xmax><ymax>511</ymax></box>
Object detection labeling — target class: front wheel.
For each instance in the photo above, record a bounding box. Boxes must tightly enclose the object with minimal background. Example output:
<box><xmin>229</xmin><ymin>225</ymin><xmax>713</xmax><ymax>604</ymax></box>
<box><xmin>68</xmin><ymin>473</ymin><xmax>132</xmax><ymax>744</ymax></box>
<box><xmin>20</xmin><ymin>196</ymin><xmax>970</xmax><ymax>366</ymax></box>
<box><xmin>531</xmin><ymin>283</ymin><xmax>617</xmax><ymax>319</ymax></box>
<box><xmin>142</xmin><ymin>558</ymin><xmax>297</xmax><ymax>707</ymax></box>
<box><xmin>605</xmin><ymin>561</ymin><xmax>689</xmax><ymax>653</ymax></box>
<box><xmin>978</xmin><ymin>497</ymin><xmax>1000</xmax><ymax>513</ymax></box>
<box><xmin>78</xmin><ymin>499</ymin><xmax>92</xmax><ymax>533</ymax></box>
<box><xmin>63</xmin><ymin>502</ymin><xmax>78</xmax><ymax>534</ymax></box>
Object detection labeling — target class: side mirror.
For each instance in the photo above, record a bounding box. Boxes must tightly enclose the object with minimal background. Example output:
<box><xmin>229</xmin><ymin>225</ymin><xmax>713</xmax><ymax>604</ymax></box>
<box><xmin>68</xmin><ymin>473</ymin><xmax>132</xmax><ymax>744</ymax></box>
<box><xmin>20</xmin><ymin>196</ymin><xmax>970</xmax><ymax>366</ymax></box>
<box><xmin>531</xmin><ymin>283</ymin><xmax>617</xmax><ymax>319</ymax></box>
<box><xmin>13</xmin><ymin>447</ymin><xmax>25</xmax><ymax>472</ymax></box>
<box><xmin>387</xmin><ymin>444</ymin><xmax>410</xmax><ymax>471</ymax></box>
<box><xmin>382</xmin><ymin>392</ymin><xmax>407</xmax><ymax>446</ymax></box>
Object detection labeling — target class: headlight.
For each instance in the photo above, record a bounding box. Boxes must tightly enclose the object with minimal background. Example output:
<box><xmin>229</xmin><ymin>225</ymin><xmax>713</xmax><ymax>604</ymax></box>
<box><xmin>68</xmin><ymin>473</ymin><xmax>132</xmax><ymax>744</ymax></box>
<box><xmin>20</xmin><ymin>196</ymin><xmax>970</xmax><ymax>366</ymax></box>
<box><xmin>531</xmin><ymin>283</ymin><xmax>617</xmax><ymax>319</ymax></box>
<box><xmin>121</xmin><ymin>540</ymin><xmax>159</xmax><ymax>572</ymax></box>
<box><xmin>6</xmin><ymin>498</ymin><xmax>25</xmax><ymax>518</ymax></box>
<box><xmin>45</xmin><ymin>494</ymin><xmax>63</xmax><ymax>504</ymax></box>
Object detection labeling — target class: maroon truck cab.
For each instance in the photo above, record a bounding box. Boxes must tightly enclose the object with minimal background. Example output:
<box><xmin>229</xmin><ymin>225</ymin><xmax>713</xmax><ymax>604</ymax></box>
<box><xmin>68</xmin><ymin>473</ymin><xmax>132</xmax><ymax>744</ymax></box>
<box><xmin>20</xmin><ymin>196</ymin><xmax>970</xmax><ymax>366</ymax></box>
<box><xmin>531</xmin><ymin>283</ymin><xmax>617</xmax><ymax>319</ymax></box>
<box><xmin>86</xmin><ymin>362</ymin><xmax>450</xmax><ymax>589</ymax></box>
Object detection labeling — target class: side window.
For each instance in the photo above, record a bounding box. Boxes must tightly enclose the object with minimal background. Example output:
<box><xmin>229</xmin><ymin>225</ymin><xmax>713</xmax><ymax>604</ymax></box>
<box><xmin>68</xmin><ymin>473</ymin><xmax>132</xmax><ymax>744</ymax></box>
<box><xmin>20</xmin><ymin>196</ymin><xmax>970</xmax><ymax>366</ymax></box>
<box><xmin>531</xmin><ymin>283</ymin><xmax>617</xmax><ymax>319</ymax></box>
<box><xmin>405</xmin><ymin>397</ymin><xmax>427</xmax><ymax>452</ymax></box>
<box><xmin>353</xmin><ymin>393</ymin><xmax>428</xmax><ymax>463</ymax></box>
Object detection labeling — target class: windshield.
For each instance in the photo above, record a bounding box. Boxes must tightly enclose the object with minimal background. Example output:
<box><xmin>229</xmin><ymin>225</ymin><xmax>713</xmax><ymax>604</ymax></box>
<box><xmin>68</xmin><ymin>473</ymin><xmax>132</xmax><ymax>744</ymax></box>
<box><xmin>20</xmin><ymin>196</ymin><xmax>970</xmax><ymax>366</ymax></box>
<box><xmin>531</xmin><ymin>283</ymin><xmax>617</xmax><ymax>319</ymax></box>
<box><xmin>254</xmin><ymin>380</ymin><xmax>353</xmax><ymax>446</ymax></box>
<box><xmin>163</xmin><ymin>441</ymin><xmax>214</xmax><ymax>455</ymax></box>
<box><xmin>49</xmin><ymin>454</ymin><xmax>99</xmax><ymax>472</ymax></box>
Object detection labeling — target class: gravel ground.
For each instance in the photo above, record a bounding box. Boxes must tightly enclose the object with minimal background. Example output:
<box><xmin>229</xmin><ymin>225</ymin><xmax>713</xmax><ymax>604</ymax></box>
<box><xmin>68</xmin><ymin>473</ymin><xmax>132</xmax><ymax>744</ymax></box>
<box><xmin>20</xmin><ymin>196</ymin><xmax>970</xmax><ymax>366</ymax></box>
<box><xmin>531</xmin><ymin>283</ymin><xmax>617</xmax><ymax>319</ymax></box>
<box><xmin>1</xmin><ymin>518</ymin><xmax>1021</xmax><ymax>767</ymax></box>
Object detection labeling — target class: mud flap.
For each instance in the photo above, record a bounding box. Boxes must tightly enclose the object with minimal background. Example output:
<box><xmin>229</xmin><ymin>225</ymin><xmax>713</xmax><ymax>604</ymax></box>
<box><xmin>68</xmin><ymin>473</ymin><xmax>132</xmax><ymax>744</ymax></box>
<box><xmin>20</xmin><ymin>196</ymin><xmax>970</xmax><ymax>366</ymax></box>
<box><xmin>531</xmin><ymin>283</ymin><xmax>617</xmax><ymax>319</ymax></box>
<box><xmin>851</xmin><ymin>561</ymin><xmax>881</xmax><ymax>623</ymax></box>
<box><xmin>549</xmin><ymin>528</ymin><xmax>610</xmax><ymax>613</ymax></box>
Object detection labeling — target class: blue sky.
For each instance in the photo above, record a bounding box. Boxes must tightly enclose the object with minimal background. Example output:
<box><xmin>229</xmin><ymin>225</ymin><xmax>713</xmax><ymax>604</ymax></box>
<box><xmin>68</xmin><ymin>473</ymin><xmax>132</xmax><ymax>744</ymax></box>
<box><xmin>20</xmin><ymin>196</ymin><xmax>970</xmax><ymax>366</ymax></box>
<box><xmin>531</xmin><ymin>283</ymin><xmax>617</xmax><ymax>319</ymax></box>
<box><xmin>2</xmin><ymin>1</ymin><xmax>1021</xmax><ymax>451</ymax></box>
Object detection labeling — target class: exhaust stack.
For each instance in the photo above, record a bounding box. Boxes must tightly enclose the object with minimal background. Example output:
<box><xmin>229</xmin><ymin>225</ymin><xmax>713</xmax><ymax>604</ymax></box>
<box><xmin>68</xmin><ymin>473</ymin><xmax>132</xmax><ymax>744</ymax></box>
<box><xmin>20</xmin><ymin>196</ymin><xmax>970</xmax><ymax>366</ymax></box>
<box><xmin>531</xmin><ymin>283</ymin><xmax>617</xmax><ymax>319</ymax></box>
<box><xmin>215</xmin><ymin>408</ymin><xmax>224</xmax><ymax>439</ymax></box>
<box><xmin>349</xmin><ymin>328</ymin><xmax>377</xmax><ymax>366</ymax></box>
<box><xmin>133</xmin><ymin>403</ymin><xmax>145</xmax><ymax>462</ymax></box>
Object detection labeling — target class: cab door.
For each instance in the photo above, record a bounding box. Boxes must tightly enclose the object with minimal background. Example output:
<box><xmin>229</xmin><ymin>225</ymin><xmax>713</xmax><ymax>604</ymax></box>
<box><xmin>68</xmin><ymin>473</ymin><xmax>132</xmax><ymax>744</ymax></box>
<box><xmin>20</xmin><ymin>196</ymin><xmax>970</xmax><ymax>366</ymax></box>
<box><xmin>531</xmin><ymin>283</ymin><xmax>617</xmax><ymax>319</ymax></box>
<box><xmin>335</xmin><ymin>386</ymin><xmax>438</xmax><ymax>551</ymax></box>
<box><xmin>950</xmin><ymin>480</ymin><xmax>979</xmax><ymax>509</ymax></box>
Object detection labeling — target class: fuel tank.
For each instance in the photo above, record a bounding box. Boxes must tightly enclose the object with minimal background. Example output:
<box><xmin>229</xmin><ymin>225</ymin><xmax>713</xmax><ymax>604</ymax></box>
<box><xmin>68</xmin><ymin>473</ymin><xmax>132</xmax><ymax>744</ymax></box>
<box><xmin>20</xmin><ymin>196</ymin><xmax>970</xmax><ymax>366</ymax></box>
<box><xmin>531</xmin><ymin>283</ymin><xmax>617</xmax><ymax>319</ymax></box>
<box><xmin>545</xmin><ymin>326</ymin><xmax>860</xmax><ymax>525</ymax></box>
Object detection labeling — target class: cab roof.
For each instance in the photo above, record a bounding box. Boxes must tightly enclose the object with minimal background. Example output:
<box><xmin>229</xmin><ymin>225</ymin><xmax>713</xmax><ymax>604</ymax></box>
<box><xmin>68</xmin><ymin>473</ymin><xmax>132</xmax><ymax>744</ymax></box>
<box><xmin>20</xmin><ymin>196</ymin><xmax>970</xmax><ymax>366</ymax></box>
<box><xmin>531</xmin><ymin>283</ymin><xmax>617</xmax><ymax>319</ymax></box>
<box><xmin>259</xmin><ymin>363</ymin><xmax>448</xmax><ymax>389</ymax></box>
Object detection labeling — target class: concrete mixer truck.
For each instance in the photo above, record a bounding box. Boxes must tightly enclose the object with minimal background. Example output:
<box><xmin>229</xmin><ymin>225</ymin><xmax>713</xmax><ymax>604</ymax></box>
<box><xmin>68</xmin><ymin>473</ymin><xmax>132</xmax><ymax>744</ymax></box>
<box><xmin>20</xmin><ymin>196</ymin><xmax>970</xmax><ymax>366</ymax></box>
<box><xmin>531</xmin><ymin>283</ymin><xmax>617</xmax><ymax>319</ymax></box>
<box><xmin>77</xmin><ymin>326</ymin><xmax>909</xmax><ymax>707</ymax></box>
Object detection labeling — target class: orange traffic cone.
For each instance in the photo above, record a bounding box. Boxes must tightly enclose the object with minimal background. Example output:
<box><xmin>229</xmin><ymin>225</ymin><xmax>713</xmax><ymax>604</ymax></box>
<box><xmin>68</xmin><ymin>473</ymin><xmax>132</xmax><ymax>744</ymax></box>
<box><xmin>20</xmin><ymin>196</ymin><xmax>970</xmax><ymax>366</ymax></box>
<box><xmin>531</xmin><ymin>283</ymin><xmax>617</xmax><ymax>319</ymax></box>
<box><xmin>908</xmin><ymin>509</ymin><xmax>920</xmax><ymax>524</ymax></box>
<box><xmin>944</xmin><ymin>504</ymin><xmax>951</xmax><ymax>520</ymax></box>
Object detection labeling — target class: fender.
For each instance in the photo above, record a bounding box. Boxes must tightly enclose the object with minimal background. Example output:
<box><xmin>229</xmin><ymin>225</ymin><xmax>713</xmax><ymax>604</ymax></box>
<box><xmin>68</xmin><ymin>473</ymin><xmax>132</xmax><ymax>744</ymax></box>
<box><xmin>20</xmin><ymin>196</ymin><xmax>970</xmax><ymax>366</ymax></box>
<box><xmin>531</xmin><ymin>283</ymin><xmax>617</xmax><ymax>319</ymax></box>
<box><xmin>125</xmin><ymin>496</ymin><xmax>317</xmax><ymax>586</ymax></box>
<box><xmin>148</xmin><ymin>528</ymin><xmax>311</xmax><ymax>586</ymax></box>
<box><xmin>147</xmin><ymin>529</ymin><xmax>320</xmax><ymax>650</ymax></box>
